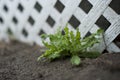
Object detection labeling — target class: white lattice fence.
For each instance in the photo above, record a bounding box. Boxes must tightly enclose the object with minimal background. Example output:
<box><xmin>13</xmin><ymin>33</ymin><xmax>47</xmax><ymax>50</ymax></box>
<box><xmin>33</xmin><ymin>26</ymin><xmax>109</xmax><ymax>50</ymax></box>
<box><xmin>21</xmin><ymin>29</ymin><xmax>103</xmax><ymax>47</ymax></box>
<box><xmin>0</xmin><ymin>0</ymin><xmax>120</xmax><ymax>53</ymax></box>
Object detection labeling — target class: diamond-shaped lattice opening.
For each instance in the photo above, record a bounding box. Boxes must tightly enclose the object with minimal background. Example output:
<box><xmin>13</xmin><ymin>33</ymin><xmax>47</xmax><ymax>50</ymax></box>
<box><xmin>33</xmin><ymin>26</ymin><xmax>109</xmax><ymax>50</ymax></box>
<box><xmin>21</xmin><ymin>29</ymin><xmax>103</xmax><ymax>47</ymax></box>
<box><xmin>79</xmin><ymin>0</ymin><xmax>93</xmax><ymax>14</ymax></box>
<box><xmin>7</xmin><ymin>27</ymin><xmax>13</xmax><ymax>35</ymax></box>
<box><xmin>102</xmin><ymin>49</ymin><xmax>108</xmax><ymax>53</ymax></box>
<box><xmin>95</xmin><ymin>15</ymin><xmax>111</xmax><ymax>31</ymax></box>
<box><xmin>68</xmin><ymin>15</ymin><xmax>80</xmax><ymax>29</ymax></box>
<box><xmin>22</xmin><ymin>28</ymin><xmax>28</xmax><ymax>37</ymax></box>
<box><xmin>84</xmin><ymin>31</ymin><xmax>91</xmax><ymax>38</ymax></box>
<box><xmin>0</xmin><ymin>17</ymin><xmax>4</xmax><ymax>24</ymax></box>
<box><xmin>34</xmin><ymin>2</ymin><xmax>42</xmax><ymax>13</ymax></box>
<box><xmin>28</xmin><ymin>16</ymin><xmax>35</xmax><ymax>26</ymax></box>
<box><xmin>12</xmin><ymin>16</ymin><xmax>18</xmax><ymax>24</ymax></box>
<box><xmin>46</xmin><ymin>16</ymin><xmax>55</xmax><ymax>27</ymax></box>
<box><xmin>61</xmin><ymin>30</ymin><xmax>65</xmax><ymax>35</ymax></box>
<box><xmin>113</xmin><ymin>34</ymin><xmax>120</xmax><ymax>48</ymax></box>
<box><xmin>109</xmin><ymin>0</ymin><xmax>120</xmax><ymax>14</ymax></box>
<box><xmin>38</xmin><ymin>29</ymin><xmax>45</xmax><ymax>36</ymax></box>
<box><xmin>3</xmin><ymin>5</ymin><xmax>8</xmax><ymax>12</ymax></box>
<box><xmin>54</xmin><ymin>0</ymin><xmax>65</xmax><ymax>13</ymax></box>
<box><xmin>18</xmin><ymin>3</ymin><xmax>24</xmax><ymax>12</ymax></box>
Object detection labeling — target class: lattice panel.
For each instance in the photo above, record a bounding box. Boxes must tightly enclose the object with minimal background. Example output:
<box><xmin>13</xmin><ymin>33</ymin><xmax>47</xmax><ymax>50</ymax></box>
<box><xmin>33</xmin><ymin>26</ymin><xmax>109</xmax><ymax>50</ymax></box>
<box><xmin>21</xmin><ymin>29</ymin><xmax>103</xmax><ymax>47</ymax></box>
<box><xmin>0</xmin><ymin>0</ymin><xmax>120</xmax><ymax>53</ymax></box>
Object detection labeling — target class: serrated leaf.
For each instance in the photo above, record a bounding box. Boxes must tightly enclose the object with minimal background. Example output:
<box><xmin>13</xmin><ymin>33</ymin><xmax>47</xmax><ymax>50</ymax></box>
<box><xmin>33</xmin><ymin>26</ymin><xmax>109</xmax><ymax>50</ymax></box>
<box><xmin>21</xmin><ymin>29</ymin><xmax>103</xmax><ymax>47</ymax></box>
<box><xmin>42</xmin><ymin>41</ymin><xmax>51</xmax><ymax>48</ymax></box>
<box><xmin>37</xmin><ymin>55</ymin><xmax>44</xmax><ymax>61</ymax></box>
<box><xmin>64</xmin><ymin>26</ymin><xmax>69</xmax><ymax>38</ymax></box>
<box><xmin>70</xmin><ymin>31</ymin><xmax>75</xmax><ymax>42</ymax></box>
<box><xmin>48</xmin><ymin>50</ymin><xmax>61</xmax><ymax>60</ymax></box>
<box><xmin>97</xmin><ymin>29</ymin><xmax>104</xmax><ymax>35</ymax></box>
<box><xmin>70</xmin><ymin>55</ymin><xmax>81</xmax><ymax>65</ymax></box>
<box><xmin>76</xmin><ymin>28</ymin><xmax>81</xmax><ymax>40</ymax></box>
<box><xmin>41</xmin><ymin>34</ymin><xmax>48</xmax><ymax>39</ymax></box>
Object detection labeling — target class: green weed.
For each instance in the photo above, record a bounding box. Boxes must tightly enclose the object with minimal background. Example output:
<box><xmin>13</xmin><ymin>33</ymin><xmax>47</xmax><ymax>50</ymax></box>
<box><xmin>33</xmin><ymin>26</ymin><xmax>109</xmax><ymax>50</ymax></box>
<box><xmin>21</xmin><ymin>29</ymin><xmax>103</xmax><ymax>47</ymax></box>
<box><xmin>38</xmin><ymin>25</ymin><xmax>103</xmax><ymax>66</ymax></box>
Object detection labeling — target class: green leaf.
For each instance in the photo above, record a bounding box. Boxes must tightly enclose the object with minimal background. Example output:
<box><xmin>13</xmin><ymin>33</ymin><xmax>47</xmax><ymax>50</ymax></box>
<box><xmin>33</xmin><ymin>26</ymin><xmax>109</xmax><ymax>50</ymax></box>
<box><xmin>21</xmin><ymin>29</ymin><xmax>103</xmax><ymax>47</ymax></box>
<box><xmin>42</xmin><ymin>41</ymin><xmax>51</xmax><ymax>48</ymax></box>
<box><xmin>37</xmin><ymin>55</ymin><xmax>44</xmax><ymax>61</ymax></box>
<box><xmin>64</xmin><ymin>26</ymin><xmax>69</xmax><ymax>36</ymax></box>
<box><xmin>76</xmin><ymin>28</ymin><xmax>81</xmax><ymax>40</ymax></box>
<box><xmin>41</xmin><ymin>34</ymin><xmax>48</xmax><ymax>40</ymax></box>
<box><xmin>70</xmin><ymin>55</ymin><xmax>81</xmax><ymax>65</ymax></box>
<box><xmin>97</xmin><ymin>29</ymin><xmax>104</xmax><ymax>35</ymax></box>
<box><xmin>70</xmin><ymin>31</ymin><xmax>75</xmax><ymax>42</ymax></box>
<box><xmin>47</xmin><ymin>50</ymin><xmax>62</xmax><ymax>60</ymax></box>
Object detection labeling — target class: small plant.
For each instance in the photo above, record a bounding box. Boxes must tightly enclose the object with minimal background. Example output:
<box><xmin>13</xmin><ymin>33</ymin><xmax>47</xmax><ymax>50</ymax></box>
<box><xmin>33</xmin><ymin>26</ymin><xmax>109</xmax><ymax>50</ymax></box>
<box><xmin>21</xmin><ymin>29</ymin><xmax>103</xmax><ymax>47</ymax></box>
<box><xmin>38</xmin><ymin>25</ymin><xmax>103</xmax><ymax>66</ymax></box>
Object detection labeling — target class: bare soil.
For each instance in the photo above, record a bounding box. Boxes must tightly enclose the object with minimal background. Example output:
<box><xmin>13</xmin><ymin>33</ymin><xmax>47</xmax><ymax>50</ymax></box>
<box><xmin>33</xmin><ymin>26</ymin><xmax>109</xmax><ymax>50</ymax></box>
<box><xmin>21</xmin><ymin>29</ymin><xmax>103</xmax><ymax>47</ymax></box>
<box><xmin>0</xmin><ymin>41</ymin><xmax>120</xmax><ymax>80</ymax></box>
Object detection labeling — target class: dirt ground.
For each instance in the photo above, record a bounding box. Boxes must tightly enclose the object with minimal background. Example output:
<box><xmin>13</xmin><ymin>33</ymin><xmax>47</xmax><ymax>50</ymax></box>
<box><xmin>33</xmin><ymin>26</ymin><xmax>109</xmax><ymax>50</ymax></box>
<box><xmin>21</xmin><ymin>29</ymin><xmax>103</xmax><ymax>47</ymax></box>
<box><xmin>0</xmin><ymin>41</ymin><xmax>120</xmax><ymax>80</ymax></box>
